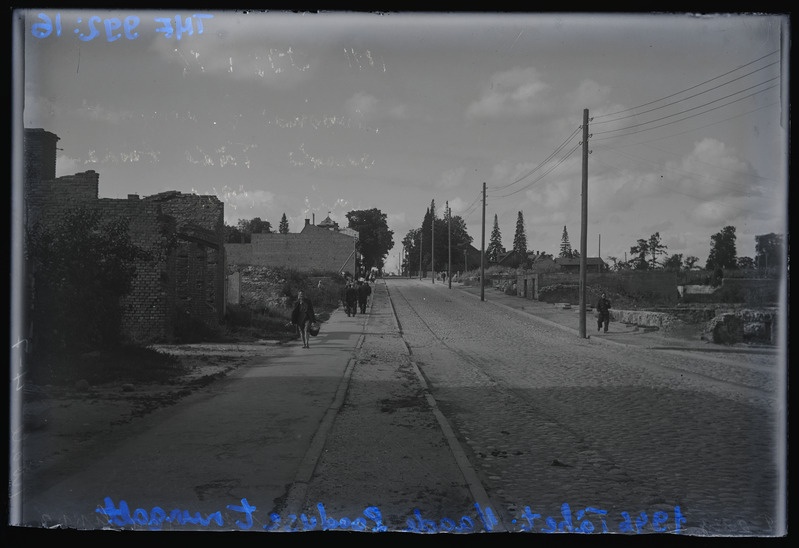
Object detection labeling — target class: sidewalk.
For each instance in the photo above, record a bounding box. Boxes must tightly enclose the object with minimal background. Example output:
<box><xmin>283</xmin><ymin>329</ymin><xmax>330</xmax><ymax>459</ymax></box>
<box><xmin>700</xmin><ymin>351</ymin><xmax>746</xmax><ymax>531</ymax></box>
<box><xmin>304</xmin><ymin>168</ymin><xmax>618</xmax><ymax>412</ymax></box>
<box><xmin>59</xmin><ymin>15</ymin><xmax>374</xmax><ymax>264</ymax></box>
<box><xmin>450</xmin><ymin>281</ymin><xmax>777</xmax><ymax>355</ymax></box>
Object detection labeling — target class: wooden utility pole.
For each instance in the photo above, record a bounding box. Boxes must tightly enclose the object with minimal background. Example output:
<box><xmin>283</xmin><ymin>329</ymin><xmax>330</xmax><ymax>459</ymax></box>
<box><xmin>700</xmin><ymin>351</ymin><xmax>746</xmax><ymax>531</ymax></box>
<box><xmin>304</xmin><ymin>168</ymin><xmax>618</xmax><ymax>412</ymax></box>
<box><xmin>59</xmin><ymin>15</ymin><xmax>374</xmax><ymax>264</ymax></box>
<box><xmin>419</xmin><ymin>231</ymin><xmax>423</xmax><ymax>280</ymax></box>
<box><xmin>579</xmin><ymin>108</ymin><xmax>589</xmax><ymax>338</ymax></box>
<box><xmin>432</xmin><ymin>202</ymin><xmax>435</xmax><ymax>284</ymax></box>
<box><xmin>480</xmin><ymin>182</ymin><xmax>486</xmax><ymax>302</ymax></box>
<box><xmin>447</xmin><ymin>201</ymin><xmax>452</xmax><ymax>289</ymax></box>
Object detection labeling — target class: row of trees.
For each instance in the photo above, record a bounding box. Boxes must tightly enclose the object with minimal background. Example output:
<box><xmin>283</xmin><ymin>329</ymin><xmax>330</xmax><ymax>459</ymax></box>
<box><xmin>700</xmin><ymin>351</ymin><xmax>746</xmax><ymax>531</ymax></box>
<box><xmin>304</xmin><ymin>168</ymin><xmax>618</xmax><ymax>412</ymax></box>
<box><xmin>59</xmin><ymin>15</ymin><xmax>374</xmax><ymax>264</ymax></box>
<box><xmin>401</xmin><ymin>200</ymin><xmax>474</xmax><ymax>274</ymax></box>
<box><xmin>224</xmin><ymin>213</ymin><xmax>294</xmax><ymax>243</ymax></box>
<box><xmin>606</xmin><ymin>227</ymin><xmax>784</xmax><ymax>273</ymax></box>
<box><xmin>404</xmin><ymin>197</ymin><xmax>784</xmax><ymax>277</ymax></box>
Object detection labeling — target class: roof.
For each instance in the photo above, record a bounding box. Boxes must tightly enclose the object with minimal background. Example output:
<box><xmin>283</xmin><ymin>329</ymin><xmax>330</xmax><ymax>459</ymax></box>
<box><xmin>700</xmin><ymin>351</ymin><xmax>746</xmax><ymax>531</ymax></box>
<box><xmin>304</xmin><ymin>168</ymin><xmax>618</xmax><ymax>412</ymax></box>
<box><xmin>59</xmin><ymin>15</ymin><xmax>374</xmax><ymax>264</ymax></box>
<box><xmin>554</xmin><ymin>257</ymin><xmax>606</xmax><ymax>266</ymax></box>
<box><xmin>318</xmin><ymin>215</ymin><xmax>338</xmax><ymax>228</ymax></box>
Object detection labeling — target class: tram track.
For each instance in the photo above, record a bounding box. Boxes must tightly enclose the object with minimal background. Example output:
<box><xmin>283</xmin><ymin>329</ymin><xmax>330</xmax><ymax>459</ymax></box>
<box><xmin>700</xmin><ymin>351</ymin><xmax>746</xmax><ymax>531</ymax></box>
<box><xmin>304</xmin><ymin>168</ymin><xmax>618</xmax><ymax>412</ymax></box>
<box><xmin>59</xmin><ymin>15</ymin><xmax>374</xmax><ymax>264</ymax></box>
<box><xmin>381</xmin><ymin>280</ymin><xmax>781</xmax><ymax>527</ymax></box>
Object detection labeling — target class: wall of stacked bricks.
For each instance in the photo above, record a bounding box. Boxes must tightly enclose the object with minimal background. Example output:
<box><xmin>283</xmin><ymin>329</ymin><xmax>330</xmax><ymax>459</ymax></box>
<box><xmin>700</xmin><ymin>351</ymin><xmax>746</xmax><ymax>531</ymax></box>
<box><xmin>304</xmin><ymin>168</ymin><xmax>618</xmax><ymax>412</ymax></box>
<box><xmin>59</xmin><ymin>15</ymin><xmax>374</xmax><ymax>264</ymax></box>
<box><xmin>226</xmin><ymin>230</ymin><xmax>357</xmax><ymax>273</ymax></box>
<box><xmin>156</xmin><ymin>193</ymin><xmax>226</xmax><ymax>328</ymax></box>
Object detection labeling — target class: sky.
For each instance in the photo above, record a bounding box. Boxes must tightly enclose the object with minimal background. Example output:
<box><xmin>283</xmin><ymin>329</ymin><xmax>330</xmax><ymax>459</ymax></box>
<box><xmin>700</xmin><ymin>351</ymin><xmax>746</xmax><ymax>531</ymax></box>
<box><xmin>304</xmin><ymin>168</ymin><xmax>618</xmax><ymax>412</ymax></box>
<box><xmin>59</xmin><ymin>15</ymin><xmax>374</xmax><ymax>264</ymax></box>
<box><xmin>15</xmin><ymin>10</ymin><xmax>789</xmax><ymax>273</ymax></box>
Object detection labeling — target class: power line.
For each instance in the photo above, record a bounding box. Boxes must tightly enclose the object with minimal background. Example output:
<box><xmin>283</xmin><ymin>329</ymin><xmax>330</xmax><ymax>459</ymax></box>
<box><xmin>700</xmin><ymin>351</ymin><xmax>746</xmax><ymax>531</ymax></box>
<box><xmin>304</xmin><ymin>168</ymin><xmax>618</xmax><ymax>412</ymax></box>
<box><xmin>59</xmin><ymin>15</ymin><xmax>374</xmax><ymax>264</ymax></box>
<box><xmin>591</xmin><ymin>82</ymin><xmax>779</xmax><ymax>141</ymax></box>
<box><xmin>491</xmin><ymin>126</ymin><xmax>582</xmax><ymax>192</ymax></box>
<box><xmin>490</xmin><ymin>142</ymin><xmax>582</xmax><ymax>199</ymax></box>
<box><xmin>593</xmin><ymin>62</ymin><xmax>779</xmax><ymax>126</ymax></box>
<box><xmin>593</xmin><ymin>49</ymin><xmax>779</xmax><ymax>120</ymax></box>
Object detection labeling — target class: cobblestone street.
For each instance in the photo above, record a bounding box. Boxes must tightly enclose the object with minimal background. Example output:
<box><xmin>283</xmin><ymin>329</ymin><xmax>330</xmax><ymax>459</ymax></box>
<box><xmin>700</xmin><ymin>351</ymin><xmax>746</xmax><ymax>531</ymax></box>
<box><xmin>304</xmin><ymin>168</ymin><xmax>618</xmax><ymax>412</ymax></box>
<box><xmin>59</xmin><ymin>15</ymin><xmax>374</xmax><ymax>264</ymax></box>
<box><xmin>379</xmin><ymin>278</ymin><xmax>783</xmax><ymax>535</ymax></box>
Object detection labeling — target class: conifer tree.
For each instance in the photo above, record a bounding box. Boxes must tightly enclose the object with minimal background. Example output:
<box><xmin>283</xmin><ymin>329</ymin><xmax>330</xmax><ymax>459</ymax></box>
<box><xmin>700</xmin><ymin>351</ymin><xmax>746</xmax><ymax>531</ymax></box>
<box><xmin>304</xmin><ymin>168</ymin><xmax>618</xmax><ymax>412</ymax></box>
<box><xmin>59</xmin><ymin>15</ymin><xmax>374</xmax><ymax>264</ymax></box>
<box><xmin>513</xmin><ymin>211</ymin><xmax>527</xmax><ymax>257</ymax></box>
<box><xmin>487</xmin><ymin>214</ymin><xmax>503</xmax><ymax>263</ymax></box>
<box><xmin>559</xmin><ymin>225</ymin><xmax>573</xmax><ymax>258</ymax></box>
<box><xmin>279</xmin><ymin>213</ymin><xmax>289</xmax><ymax>234</ymax></box>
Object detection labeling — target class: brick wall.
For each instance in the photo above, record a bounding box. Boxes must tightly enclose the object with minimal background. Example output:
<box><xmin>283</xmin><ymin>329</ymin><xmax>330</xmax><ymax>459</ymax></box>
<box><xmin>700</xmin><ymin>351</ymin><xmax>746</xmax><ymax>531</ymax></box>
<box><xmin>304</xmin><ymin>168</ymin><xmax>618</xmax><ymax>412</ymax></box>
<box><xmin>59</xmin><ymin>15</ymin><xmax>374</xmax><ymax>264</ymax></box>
<box><xmin>25</xmin><ymin>176</ymin><xmax>225</xmax><ymax>344</ymax></box>
<box><xmin>24</xmin><ymin>128</ymin><xmax>59</xmax><ymax>183</ymax></box>
<box><xmin>26</xmin><ymin>171</ymin><xmax>100</xmax><ymax>226</ymax></box>
<box><xmin>226</xmin><ymin>224</ymin><xmax>357</xmax><ymax>273</ymax></box>
<box><xmin>152</xmin><ymin>192</ymin><xmax>226</xmax><ymax>325</ymax></box>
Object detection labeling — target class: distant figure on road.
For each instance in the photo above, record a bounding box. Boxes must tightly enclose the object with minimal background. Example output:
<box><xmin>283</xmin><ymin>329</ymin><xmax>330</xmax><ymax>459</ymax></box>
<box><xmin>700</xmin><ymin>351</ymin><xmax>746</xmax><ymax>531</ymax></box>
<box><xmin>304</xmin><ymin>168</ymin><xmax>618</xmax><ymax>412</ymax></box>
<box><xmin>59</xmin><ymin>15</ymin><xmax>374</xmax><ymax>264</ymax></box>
<box><xmin>357</xmin><ymin>278</ymin><xmax>371</xmax><ymax>314</ymax></box>
<box><xmin>344</xmin><ymin>281</ymin><xmax>358</xmax><ymax>317</ymax></box>
<box><xmin>596</xmin><ymin>292</ymin><xmax>612</xmax><ymax>333</ymax></box>
<box><xmin>291</xmin><ymin>290</ymin><xmax>316</xmax><ymax>348</ymax></box>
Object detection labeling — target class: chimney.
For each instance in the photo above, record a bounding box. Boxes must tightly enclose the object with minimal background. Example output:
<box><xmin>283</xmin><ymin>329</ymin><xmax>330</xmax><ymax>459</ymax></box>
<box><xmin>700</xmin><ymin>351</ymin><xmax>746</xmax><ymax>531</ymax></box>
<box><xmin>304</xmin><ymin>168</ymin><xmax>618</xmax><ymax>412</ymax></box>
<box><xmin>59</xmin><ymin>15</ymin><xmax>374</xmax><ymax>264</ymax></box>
<box><xmin>305</xmin><ymin>219</ymin><xmax>310</xmax><ymax>226</ymax></box>
<box><xmin>312</xmin><ymin>213</ymin><xmax>315</xmax><ymax>225</ymax></box>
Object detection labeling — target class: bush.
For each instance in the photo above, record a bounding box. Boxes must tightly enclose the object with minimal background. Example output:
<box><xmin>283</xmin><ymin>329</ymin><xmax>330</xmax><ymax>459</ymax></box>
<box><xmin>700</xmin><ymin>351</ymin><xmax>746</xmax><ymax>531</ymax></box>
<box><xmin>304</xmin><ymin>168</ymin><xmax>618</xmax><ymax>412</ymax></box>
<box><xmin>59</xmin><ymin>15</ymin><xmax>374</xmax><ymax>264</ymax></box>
<box><xmin>27</xmin><ymin>208</ymin><xmax>151</xmax><ymax>356</ymax></box>
<box><xmin>224</xmin><ymin>269</ymin><xmax>347</xmax><ymax>342</ymax></box>
<box><xmin>223</xmin><ymin>303</ymin><xmax>295</xmax><ymax>342</ymax></box>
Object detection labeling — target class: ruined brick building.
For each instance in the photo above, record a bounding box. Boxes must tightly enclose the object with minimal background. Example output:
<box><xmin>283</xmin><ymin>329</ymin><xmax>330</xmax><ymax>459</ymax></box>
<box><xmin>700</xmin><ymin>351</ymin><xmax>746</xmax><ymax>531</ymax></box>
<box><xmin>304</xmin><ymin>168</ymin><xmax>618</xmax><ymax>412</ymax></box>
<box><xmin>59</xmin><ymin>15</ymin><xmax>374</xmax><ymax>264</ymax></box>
<box><xmin>23</xmin><ymin>128</ymin><xmax>226</xmax><ymax>345</ymax></box>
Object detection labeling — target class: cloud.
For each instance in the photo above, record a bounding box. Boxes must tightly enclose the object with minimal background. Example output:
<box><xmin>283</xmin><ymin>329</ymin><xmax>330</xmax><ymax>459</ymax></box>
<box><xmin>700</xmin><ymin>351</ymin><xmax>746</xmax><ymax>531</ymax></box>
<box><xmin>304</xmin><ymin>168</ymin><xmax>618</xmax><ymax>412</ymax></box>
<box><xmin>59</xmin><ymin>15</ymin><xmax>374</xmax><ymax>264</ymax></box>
<box><xmin>688</xmin><ymin>200</ymin><xmax>741</xmax><ymax>228</ymax></box>
<box><xmin>149</xmin><ymin>32</ymin><xmax>316</xmax><ymax>90</ymax></box>
<box><xmin>565</xmin><ymin>79</ymin><xmax>613</xmax><ymax>111</ymax></box>
<box><xmin>346</xmin><ymin>92</ymin><xmax>378</xmax><ymax>118</ymax></box>
<box><xmin>667</xmin><ymin>138</ymin><xmax>756</xmax><ymax>200</ymax></box>
<box><xmin>56</xmin><ymin>155</ymin><xmax>82</xmax><ymax>176</ymax></box>
<box><xmin>466</xmin><ymin>67</ymin><xmax>549</xmax><ymax>119</ymax></box>
<box><xmin>216</xmin><ymin>187</ymin><xmax>276</xmax><ymax>212</ymax></box>
<box><xmin>435</xmin><ymin>167</ymin><xmax>466</xmax><ymax>190</ymax></box>
<box><xmin>345</xmin><ymin>92</ymin><xmax>407</xmax><ymax>121</ymax></box>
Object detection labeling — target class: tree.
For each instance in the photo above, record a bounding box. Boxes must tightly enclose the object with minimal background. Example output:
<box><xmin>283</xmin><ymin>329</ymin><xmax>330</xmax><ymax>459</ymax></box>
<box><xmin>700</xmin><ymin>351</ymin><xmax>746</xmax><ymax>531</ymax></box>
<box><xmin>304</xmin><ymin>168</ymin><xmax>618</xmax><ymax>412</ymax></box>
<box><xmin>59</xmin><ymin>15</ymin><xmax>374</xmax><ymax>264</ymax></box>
<box><xmin>239</xmin><ymin>217</ymin><xmax>271</xmax><ymax>235</ymax></box>
<box><xmin>226</xmin><ymin>217</ymin><xmax>272</xmax><ymax>243</ymax></box>
<box><xmin>402</xmin><ymin>228</ymin><xmax>423</xmax><ymax>274</ymax></box>
<box><xmin>346</xmin><ymin>208</ymin><xmax>395</xmax><ymax>272</ymax></box>
<box><xmin>513</xmin><ymin>211</ymin><xmax>527</xmax><ymax>257</ymax></box>
<box><xmin>662</xmin><ymin>254</ymin><xmax>683</xmax><ymax>272</ymax></box>
<box><xmin>449</xmin><ymin>215</ymin><xmax>473</xmax><ymax>271</ymax></box>
<box><xmin>754</xmin><ymin>232</ymin><xmax>783</xmax><ymax>269</ymax></box>
<box><xmin>224</xmin><ymin>223</ymin><xmax>245</xmax><ymax>243</ymax></box>
<box><xmin>706</xmin><ymin>226</ymin><xmax>737</xmax><ymax>270</ymax></box>
<box><xmin>279</xmin><ymin>213</ymin><xmax>289</xmax><ymax>234</ymax></box>
<box><xmin>629</xmin><ymin>238</ymin><xmax>650</xmax><ymax>270</ymax></box>
<box><xmin>737</xmin><ymin>256</ymin><xmax>755</xmax><ymax>269</ymax></box>
<box><xmin>26</xmin><ymin>208</ymin><xmax>151</xmax><ymax>355</ymax></box>
<box><xmin>487</xmin><ymin>214</ymin><xmax>503</xmax><ymax>263</ymax></box>
<box><xmin>420</xmin><ymin>207</ymin><xmax>432</xmax><ymax>271</ymax></box>
<box><xmin>559</xmin><ymin>226</ymin><xmax>573</xmax><ymax>258</ymax></box>
<box><xmin>607</xmin><ymin>256</ymin><xmax>632</xmax><ymax>271</ymax></box>
<box><xmin>684</xmin><ymin>255</ymin><xmax>700</xmax><ymax>270</ymax></box>
<box><xmin>647</xmin><ymin>232</ymin><xmax>668</xmax><ymax>269</ymax></box>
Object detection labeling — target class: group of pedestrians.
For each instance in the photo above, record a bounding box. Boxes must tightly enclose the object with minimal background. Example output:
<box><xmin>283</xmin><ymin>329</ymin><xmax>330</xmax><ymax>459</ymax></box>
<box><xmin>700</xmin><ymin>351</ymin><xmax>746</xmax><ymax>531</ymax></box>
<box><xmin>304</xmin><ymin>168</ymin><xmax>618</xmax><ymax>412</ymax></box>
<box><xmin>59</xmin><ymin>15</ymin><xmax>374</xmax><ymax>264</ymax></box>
<box><xmin>342</xmin><ymin>277</ymin><xmax>371</xmax><ymax>317</ymax></box>
<box><xmin>290</xmin><ymin>277</ymin><xmax>373</xmax><ymax>349</ymax></box>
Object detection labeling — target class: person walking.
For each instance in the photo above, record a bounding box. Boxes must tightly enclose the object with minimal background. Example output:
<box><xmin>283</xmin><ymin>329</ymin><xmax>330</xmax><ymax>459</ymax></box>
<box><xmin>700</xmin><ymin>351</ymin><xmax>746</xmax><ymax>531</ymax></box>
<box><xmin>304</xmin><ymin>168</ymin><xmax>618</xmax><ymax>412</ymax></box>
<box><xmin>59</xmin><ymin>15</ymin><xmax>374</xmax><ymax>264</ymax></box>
<box><xmin>291</xmin><ymin>290</ymin><xmax>316</xmax><ymax>348</ymax></box>
<box><xmin>344</xmin><ymin>281</ymin><xmax>358</xmax><ymax>317</ymax></box>
<box><xmin>357</xmin><ymin>278</ymin><xmax>371</xmax><ymax>314</ymax></box>
<box><xmin>596</xmin><ymin>292</ymin><xmax>612</xmax><ymax>333</ymax></box>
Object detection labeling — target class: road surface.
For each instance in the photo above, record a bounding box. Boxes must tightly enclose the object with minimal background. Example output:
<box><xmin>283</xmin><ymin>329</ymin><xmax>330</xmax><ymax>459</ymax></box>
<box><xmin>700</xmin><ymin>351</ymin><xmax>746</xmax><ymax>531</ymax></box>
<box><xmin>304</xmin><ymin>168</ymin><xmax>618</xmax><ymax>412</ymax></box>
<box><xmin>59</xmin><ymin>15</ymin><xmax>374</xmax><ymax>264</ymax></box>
<box><xmin>15</xmin><ymin>278</ymin><xmax>785</xmax><ymax>537</ymax></box>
